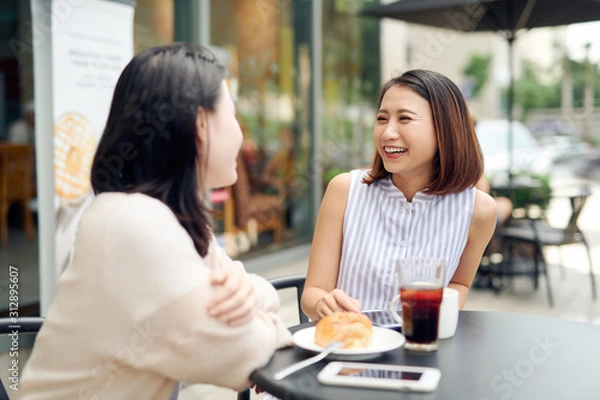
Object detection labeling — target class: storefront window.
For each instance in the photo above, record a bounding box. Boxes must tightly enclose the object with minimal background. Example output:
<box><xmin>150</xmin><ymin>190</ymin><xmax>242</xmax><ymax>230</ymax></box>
<box><xmin>322</xmin><ymin>0</ymin><xmax>380</xmax><ymax>184</ymax></box>
<box><xmin>0</xmin><ymin>0</ymin><xmax>39</xmax><ymax>314</ymax></box>
<box><xmin>209</xmin><ymin>0</ymin><xmax>314</xmax><ymax>258</ymax></box>
<box><xmin>0</xmin><ymin>0</ymin><xmax>175</xmax><ymax>315</ymax></box>
<box><xmin>134</xmin><ymin>0</ymin><xmax>174</xmax><ymax>53</ymax></box>
<box><xmin>0</xmin><ymin>0</ymin><xmax>381</xmax><ymax>314</ymax></box>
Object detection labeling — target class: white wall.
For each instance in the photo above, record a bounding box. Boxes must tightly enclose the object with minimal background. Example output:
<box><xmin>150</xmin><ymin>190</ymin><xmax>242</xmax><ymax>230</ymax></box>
<box><xmin>380</xmin><ymin>20</ymin><xmax>503</xmax><ymax>119</ymax></box>
<box><xmin>516</xmin><ymin>26</ymin><xmax>566</xmax><ymax>81</ymax></box>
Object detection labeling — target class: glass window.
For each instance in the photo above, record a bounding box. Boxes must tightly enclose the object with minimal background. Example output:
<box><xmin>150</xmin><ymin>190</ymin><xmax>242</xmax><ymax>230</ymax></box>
<box><xmin>321</xmin><ymin>0</ymin><xmax>380</xmax><ymax>184</ymax></box>
<box><xmin>208</xmin><ymin>0</ymin><xmax>314</xmax><ymax>258</ymax></box>
<box><xmin>0</xmin><ymin>0</ymin><xmax>39</xmax><ymax>314</ymax></box>
<box><xmin>0</xmin><ymin>0</ymin><xmax>175</xmax><ymax>316</ymax></box>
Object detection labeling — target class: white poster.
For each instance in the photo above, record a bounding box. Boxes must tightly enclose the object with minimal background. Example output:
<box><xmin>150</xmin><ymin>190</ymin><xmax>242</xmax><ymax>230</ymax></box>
<box><xmin>51</xmin><ymin>0</ymin><xmax>134</xmax><ymax>275</ymax></box>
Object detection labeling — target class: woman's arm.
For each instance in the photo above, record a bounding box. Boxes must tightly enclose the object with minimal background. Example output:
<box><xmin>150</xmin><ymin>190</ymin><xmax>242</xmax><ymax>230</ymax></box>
<box><xmin>209</xmin><ymin>242</ymin><xmax>282</xmax><ymax>316</ymax></box>
<box><xmin>102</xmin><ymin>195</ymin><xmax>293</xmax><ymax>391</ymax></box>
<box><xmin>138</xmin><ymin>282</ymin><xmax>292</xmax><ymax>391</ymax></box>
<box><xmin>448</xmin><ymin>189</ymin><xmax>497</xmax><ymax>308</ymax></box>
<box><xmin>301</xmin><ymin>173</ymin><xmax>361</xmax><ymax>321</ymax></box>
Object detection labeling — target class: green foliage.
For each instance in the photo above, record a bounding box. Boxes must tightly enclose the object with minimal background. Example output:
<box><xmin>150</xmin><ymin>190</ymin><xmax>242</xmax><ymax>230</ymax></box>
<box><xmin>462</xmin><ymin>54</ymin><xmax>492</xmax><ymax>98</ymax></box>
<box><xmin>513</xmin><ymin>61</ymin><xmax>560</xmax><ymax>120</ymax></box>
<box><xmin>322</xmin><ymin>0</ymin><xmax>381</xmax><ymax>105</ymax></box>
<box><xmin>567</xmin><ymin>58</ymin><xmax>600</xmax><ymax>108</ymax></box>
<box><xmin>324</xmin><ymin>167</ymin><xmax>347</xmax><ymax>184</ymax></box>
<box><xmin>490</xmin><ymin>173</ymin><xmax>552</xmax><ymax>211</ymax></box>
<box><xmin>510</xmin><ymin>57</ymin><xmax>600</xmax><ymax>121</ymax></box>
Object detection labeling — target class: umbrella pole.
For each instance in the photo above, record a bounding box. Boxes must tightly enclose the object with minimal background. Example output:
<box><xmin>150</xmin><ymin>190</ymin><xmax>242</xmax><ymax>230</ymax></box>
<box><xmin>507</xmin><ymin>34</ymin><xmax>515</xmax><ymax>204</ymax></box>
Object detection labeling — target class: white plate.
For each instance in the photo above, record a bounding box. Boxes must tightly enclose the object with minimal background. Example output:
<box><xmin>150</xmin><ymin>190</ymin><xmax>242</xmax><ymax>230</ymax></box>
<box><xmin>292</xmin><ymin>326</ymin><xmax>405</xmax><ymax>361</ymax></box>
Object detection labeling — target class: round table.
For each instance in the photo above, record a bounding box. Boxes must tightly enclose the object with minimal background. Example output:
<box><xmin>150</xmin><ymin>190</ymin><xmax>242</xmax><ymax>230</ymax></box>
<box><xmin>251</xmin><ymin>311</ymin><xmax>600</xmax><ymax>399</ymax></box>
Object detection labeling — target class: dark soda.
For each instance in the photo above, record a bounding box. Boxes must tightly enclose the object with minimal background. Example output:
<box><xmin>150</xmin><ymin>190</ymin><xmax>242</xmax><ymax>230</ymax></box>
<box><xmin>400</xmin><ymin>284</ymin><xmax>443</xmax><ymax>344</ymax></box>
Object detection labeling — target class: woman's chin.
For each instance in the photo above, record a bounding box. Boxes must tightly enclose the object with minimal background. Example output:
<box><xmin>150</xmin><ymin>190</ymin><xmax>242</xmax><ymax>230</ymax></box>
<box><xmin>206</xmin><ymin>172</ymin><xmax>238</xmax><ymax>190</ymax></box>
<box><xmin>220</xmin><ymin>175</ymin><xmax>238</xmax><ymax>188</ymax></box>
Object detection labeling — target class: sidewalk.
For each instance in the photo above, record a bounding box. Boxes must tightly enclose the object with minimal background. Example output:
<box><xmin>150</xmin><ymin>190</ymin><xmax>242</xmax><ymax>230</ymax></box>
<box><xmin>465</xmin><ymin>173</ymin><xmax>600</xmax><ymax>324</ymax></box>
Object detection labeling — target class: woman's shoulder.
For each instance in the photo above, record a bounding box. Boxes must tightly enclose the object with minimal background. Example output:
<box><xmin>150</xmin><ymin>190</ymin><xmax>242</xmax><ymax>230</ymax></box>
<box><xmin>329</xmin><ymin>169</ymin><xmax>375</xmax><ymax>188</ymax></box>
<box><xmin>91</xmin><ymin>192</ymin><xmax>171</xmax><ymax>215</ymax></box>
<box><xmin>322</xmin><ymin>173</ymin><xmax>350</xmax><ymax>205</ymax></box>
<box><xmin>84</xmin><ymin>192</ymin><xmax>179</xmax><ymax>234</ymax></box>
<box><xmin>326</xmin><ymin>169</ymin><xmax>374</xmax><ymax>195</ymax></box>
<box><xmin>471</xmin><ymin>189</ymin><xmax>498</xmax><ymax>230</ymax></box>
<box><xmin>328</xmin><ymin>171</ymin><xmax>351</xmax><ymax>186</ymax></box>
<box><xmin>77</xmin><ymin>193</ymin><xmax>198</xmax><ymax>269</ymax></box>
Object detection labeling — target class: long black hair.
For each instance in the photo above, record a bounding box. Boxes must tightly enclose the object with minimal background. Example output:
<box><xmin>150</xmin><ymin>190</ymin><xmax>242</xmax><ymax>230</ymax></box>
<box><xmin>91</xmin><ymin>43</ymin><xmax>225</xmax><ymax>257</ymax></box>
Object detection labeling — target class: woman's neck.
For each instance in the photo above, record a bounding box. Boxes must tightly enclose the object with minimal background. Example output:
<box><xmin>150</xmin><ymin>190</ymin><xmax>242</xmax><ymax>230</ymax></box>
<box><xmin>391</xmin><ymin>174</ymin><xmax>430</xmax><ymax>202</ymax></box>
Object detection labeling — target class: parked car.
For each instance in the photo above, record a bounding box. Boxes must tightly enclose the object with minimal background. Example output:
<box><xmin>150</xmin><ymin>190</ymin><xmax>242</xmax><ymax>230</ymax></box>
<box><xmin>574</xmin><ymin>146</ymin><xmax>600</xmax><ymax>180</ymax></box>
<box><xmin>537</xmin><ymin>134</ymin><xmax>592</xmax><ymax>164</ymax></box>
<box><xmin>476</xmin><ymin>119</ymin><xmax>552</xmax><ymax>186</ymax></box>
<box><xmin>475</xmin><ymin>119</ymin><xmax>553</xmax><ymax>210</ymax></box>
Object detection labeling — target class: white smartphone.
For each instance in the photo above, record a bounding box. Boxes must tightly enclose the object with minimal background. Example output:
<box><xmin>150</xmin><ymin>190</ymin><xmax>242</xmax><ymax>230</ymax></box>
<box><xmin>317</xmin><ymin>361</ymin><xmax>441</xmax><ymax>392</ymax></box>
<box><xmin>362</xmin><ymin>310</ymin><xmax>402</xmax><ymax>330</ymax></box>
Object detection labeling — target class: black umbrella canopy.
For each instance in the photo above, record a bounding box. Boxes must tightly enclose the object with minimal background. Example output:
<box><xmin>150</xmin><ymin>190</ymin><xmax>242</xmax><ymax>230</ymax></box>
<box><xmin>362</xmin><ymin>0</ymin><xmax>600</xmax><ymax>36</ymax></box>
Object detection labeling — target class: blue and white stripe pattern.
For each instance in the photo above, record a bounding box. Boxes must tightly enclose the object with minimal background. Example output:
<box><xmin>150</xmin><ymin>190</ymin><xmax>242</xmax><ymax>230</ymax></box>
<box><xmin>337</xmin><ymin>169</ymin><xmax>475</xmax><ymax>311</ymax></box>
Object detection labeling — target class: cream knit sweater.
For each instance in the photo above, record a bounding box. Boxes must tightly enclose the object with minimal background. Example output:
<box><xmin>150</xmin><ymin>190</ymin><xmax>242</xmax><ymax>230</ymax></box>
<box><xmin>16</xmin><ymin>193</ymin><xmax>292</xmax><ymax>399</ymax></box>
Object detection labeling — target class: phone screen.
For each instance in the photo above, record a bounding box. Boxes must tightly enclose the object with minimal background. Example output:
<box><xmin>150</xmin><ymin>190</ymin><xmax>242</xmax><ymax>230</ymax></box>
<box><xmin>339</xmin><ymin>367</ymin><xmax>422</xmax><ymax>381</ymax></box>
<box><xmin>319</xmin><ymin>362</ymin><xmax>441</xmax><ymax>392</ymax></box>
<box><xmin>362</xmin><ymin>310</ymin><xmax>401</xmax><ymax>328</ymax></box>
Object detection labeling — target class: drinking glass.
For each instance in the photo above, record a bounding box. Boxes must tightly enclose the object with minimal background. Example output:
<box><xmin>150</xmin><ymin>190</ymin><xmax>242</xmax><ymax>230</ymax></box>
<box><xmin>390</xmin><ymin>258</ymin><xmax>445</xmax><ymax>352</ymax></box>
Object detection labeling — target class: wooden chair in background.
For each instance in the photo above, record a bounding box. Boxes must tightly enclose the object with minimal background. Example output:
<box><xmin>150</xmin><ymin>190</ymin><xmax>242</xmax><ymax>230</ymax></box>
<box><xmin>0</xmin><ymin>143</ymin><xmax>36</xmax><ymax>247</ymax></box>
<box><xmin>225</xmin><ymin>153</ymin><xmax>284</xmax><ymax>244</ymax></box>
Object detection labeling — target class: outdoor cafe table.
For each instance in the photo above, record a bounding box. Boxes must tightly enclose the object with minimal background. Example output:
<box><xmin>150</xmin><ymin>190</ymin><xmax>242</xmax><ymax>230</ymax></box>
<box><xmin>251</xmin><ymin>311</ymin><xmax>600</xmax><ymax>399</ymax></box>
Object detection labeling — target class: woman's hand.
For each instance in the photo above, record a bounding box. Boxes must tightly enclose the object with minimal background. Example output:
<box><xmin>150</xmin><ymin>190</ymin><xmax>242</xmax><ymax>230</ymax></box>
<box><xmin>315</xmin><ymin>289</ymin><xmax>361</xmax><ymax>320</ymax></box>
<box><xmin>207</xmin><ymin>261</ymin><xmax>257</xmax><ymax>326</ymax></box>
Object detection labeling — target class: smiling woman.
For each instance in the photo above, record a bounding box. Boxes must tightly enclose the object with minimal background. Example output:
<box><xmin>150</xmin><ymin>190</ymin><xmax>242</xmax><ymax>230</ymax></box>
<box><xmin>301</xmin><ymin>69</ymin><xmax>497</xmax><ymax>322</ymax></box>
<box><xmin>365</xmin><ymin>70</ymin><xmax>483</xmax><ymax>197</ymax></box>
<box><xmin>372</xmin><ymin>86</ymin><xmax>439</xmax><ymax>196</ymax></box>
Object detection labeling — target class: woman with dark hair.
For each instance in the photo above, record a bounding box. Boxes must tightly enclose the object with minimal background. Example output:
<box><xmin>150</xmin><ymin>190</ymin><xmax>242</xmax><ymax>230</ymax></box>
<box><xmin>302</xmin><ymin>70</ymin><xmax>497</xmax><ymax>321</ymax></box>
<box><xmin>17</xmin><ymin>44</ymin><xmax>291</xmax><ymax>399</ymax></box>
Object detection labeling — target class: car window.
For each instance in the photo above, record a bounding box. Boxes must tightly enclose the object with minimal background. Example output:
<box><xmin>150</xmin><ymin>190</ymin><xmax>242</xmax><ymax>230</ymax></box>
<box><xmin>476</xmin><ymin>121</ymin><xmax>538</xmax><ymax>154</ymax></box>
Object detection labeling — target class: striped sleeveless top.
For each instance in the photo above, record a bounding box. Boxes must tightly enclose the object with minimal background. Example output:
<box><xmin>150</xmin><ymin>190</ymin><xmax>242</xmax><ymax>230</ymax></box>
<box><xmin>337</xmin><ymin>169</ymin><xmax>476</xmax><ymax>311</ymax></box>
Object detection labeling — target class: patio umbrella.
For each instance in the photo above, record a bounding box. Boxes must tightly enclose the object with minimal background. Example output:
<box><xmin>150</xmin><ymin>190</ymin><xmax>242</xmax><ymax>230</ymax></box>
<box><xmin>362</xmin><ymin>0</ymin><xmax>600</xmax><ymax>187</ymax></box>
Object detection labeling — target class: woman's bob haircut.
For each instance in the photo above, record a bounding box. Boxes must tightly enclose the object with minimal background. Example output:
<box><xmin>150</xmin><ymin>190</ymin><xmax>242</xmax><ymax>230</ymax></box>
<box><xmin>91</xmin><ymin>43</ymin><xmax>225</xmax><ymax>257</ymax></box>
<box><xmin>364</xmin><ymin>69</ymin><xmax>483</xmax><ymax>195</ymax></box>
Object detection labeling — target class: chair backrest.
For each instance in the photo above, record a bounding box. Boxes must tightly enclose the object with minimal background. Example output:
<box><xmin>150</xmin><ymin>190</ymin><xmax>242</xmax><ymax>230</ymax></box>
<box><xmin>0</xmin><ymin>317</ymin><xmax>43</xmax><ymax>334</ymax></box>
<box><xmin>0</xmin><ymin>143</ymin><xmax>34</xmax><ymax>202</ymax></box>
<box><xmin>237</xmin><ymin>275</ymin><xmax>307</xmax><ymax>400</ymax></box>
<box><xmin>226</xmin><ymin>152</ymin><xmax>284</xmax><ymax>244</ymax></box>
<box><xmin>268</xmin><ymin>274</ymin><xmax>308</xmax><ymax>324</ymax></box>
<box><xmin>0</xmin><ymin>317</ymin><xmax>44</xmax><ymax>397</ymax></box>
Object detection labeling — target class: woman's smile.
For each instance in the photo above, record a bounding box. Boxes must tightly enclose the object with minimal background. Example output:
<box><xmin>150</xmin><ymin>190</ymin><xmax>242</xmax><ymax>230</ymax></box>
<box><xmin>383</xmin><ymin>146</ymin><xmax>407</xmax><ymax>159</ymax></box>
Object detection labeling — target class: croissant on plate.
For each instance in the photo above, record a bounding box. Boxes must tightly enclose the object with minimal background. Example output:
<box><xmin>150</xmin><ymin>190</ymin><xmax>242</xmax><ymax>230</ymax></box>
<box><xmin>314</xmin><ymin>311</ymin><xmax>373</xmax><ymax>349</ymax></box>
